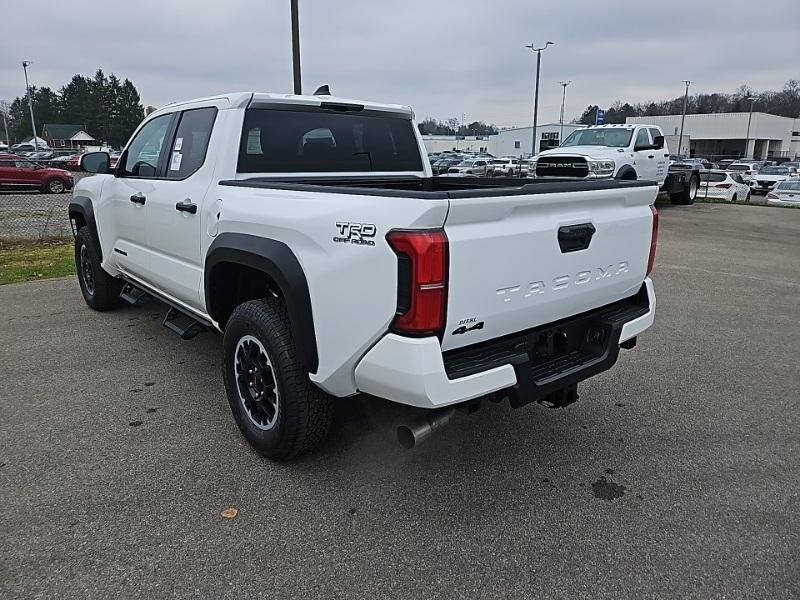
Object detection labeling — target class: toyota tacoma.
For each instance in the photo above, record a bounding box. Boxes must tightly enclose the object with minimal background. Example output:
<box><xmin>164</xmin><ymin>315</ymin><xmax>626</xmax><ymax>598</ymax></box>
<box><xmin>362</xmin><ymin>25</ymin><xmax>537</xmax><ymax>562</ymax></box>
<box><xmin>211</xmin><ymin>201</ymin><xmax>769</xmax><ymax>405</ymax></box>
<box><xmin>70</xmin><ymin>90</ymin><xmax>658</xmax><ymax>460</ymax></box>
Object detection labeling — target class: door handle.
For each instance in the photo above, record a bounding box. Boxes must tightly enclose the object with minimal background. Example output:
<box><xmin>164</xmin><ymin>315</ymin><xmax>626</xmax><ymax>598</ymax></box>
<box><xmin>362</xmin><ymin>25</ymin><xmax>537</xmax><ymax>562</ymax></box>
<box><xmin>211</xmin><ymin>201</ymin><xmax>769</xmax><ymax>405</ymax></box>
<box><xmin>175</xmin><ymin>199</ymin><xmax>197</xmax><ymax>214</ymax></box>
<box><xmin>130</xmin><ymin>193</ymin><xmax>146</xmax><ymax>205</ymax></box>
<box><xmin>648</xmin><ymin>155</ymin><xmax>655</xmax><ymax>159</ymax></box>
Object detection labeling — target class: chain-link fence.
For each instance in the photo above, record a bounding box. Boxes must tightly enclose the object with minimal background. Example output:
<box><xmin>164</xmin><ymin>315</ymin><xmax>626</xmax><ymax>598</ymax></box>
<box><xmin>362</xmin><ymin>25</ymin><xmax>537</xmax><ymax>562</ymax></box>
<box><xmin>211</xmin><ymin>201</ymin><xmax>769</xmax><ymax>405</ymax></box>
<box><xmin>0</xmin><ymin>173</ymin><xmax>89</xmax><ymax>242</ymax></box>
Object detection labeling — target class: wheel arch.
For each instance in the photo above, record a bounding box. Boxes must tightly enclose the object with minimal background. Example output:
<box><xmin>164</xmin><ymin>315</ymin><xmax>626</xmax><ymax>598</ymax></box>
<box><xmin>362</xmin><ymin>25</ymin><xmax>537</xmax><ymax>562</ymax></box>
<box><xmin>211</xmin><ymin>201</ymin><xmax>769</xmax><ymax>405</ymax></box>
<box><xmin>68</xmin><ymin>196</ymin><xmax>102</xmax><ymax>260</ymax></box>
<box><xmin>615</xmin><ymin>165</ymin><xmax>638</xmax><ymax>180</ymax></box>
<box><xmin>205</xmin><ymin>233</ymin><xmax>319</xmax><ymax>373</ymax></box>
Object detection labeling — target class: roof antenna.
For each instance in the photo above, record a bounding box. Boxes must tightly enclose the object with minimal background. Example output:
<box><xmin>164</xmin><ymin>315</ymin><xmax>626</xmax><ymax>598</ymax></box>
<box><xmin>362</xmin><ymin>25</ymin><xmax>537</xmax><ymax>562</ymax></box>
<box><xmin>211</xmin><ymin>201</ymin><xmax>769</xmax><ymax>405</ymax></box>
<box><xmin>313</xmin><ymin>84</ymin><xmax>331</xmax><ymax>96</ymax></box>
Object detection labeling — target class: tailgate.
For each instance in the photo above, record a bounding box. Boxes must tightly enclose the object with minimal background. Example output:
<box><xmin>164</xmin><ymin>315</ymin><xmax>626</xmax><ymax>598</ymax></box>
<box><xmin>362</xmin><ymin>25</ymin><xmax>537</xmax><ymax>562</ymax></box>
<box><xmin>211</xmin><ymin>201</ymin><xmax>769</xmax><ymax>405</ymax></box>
<box><xmin>441</xmin><ymin>182</ymin><xmax>657</xmax><ymax>351</ymax></box>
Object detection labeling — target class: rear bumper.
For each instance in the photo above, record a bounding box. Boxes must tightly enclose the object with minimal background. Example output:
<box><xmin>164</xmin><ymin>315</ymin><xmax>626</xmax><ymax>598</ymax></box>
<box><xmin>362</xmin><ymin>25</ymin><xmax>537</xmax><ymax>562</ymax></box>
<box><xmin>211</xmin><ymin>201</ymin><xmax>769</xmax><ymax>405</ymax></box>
<box><xmin>354</xmin><ymin>278</ymin><xmax>655</xmax><ymax>409</ymax></box>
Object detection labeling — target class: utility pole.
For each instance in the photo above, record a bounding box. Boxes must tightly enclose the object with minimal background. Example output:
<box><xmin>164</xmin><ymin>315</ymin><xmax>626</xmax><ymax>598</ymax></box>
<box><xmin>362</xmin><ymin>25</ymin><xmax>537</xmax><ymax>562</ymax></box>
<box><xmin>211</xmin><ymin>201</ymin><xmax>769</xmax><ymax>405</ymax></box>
<box><xmin>22</xmin><ymin>61</ymin><xmax>38</xmax><ymax>151</ymax></box>
<box><xmin>559</xmin><ymin>81</ymin><xmax>571</xmax><ymax>144</ymax></box>
<box><xmin>745</xmin><ymin>96</ymin><xmax>757</xmax><ymax>159</ymax></box>
<box><xmin>677</xmin><ymin>79</ymin><xmax>691</xmax><ymax>158</ymax></box>
<box><xmin>525</xmin><ymin>41</ymin><xmax>554</xmax><ymax>157</ymax></box>
<box><xmin>290</xmin><ymin>0</ymin><xmax>302</xmax><ymax>94</ymax></box>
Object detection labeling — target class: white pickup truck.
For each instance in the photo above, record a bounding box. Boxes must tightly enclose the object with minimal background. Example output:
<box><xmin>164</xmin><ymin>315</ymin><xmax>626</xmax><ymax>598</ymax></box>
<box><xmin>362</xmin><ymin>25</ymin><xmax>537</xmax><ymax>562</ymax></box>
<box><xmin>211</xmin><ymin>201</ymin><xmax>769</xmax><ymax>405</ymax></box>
<box><xmin>533</xmin><ymin>124</ymin><xmax>701</xmax><ymax>205</ymax></box>
<box><xmin>70</xmin><ymin>91</ymin><xmax>658</xmax><ymax>460</ymax></box>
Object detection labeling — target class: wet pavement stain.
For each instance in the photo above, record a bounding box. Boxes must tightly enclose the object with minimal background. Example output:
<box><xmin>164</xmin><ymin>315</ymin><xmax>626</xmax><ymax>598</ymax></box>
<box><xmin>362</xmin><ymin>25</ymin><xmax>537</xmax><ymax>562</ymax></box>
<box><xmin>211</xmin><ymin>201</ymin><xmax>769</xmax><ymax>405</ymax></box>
<box><xmin>592</xmin><ymin>476</ymin><xmax>626</xmax><ymax>501</ymax></box>
<box><xmin>604</xmin><ymin>468</ymin><xmax>615</xmax><ymax>475</ymax></box>
<box><xmin>146</xmin><ymin>408</ymin><xmax>158</xmax><ymax>414</ymax></box>
<box><xmin>129</xmin><ymin>420</ymin><xmax>143</xmax><ymax>427</ymax></box>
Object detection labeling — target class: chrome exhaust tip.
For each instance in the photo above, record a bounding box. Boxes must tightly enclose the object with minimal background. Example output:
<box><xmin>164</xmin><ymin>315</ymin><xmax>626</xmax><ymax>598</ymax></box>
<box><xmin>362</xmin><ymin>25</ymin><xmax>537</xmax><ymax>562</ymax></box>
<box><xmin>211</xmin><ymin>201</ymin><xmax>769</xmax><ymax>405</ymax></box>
<box><xmin>397</xmin><ymin>407</ymin><xmax>456</xmax><ymax>449</ymax></box>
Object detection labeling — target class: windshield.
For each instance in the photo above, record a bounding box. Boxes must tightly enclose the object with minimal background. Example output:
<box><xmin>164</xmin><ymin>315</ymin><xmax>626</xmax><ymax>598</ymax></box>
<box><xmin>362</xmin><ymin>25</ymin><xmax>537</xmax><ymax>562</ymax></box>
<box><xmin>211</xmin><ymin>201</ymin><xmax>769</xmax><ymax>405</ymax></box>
<box><xmin>759</xmin><ymin>166</ymin><xmax>789</xmax><ymax>175</ymax></box>
<box><xmin>458</xmin><ymin>160</ymin><xmax>475</xmax><ymax>167</ymax></box>
<box><xmin>776</xmin><ymin>180</ymin><xmax>800</xmax><ymax>191</ymax></box>
<box><xmin>561</xmin><ymin>128</ymin><xmax>634</xmax><ymax>148</ymax></box>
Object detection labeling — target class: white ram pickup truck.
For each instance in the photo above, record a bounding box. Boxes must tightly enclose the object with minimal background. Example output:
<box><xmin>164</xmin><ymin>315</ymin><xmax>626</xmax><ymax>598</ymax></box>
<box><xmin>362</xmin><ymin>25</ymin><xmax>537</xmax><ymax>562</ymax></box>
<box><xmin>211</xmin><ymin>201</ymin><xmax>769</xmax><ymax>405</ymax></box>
<box><xmin>70</xmin><ymin>91</ymin><xmax>658</xmax><ymax>460</ymax></box>
<box><xmin>533</xmin><ymin>124</ymin><xmax>701</xmax><ymax>205</ymax></box>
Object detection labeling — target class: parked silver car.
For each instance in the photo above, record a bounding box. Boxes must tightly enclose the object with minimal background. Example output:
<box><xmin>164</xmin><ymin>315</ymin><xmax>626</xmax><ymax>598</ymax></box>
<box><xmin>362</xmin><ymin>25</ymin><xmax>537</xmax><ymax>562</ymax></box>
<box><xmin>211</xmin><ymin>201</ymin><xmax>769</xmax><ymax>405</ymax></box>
<box><xmin>443</xmin><ymin>158</ymin><xmax>491</xmax><ymax>176</ymax></box>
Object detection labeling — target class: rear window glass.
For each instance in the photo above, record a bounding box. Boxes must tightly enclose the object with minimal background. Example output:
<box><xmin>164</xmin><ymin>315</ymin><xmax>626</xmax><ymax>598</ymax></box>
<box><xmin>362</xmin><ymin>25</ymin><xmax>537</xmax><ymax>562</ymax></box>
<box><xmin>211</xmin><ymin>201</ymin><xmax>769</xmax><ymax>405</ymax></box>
<box><xmin>776</xmin><ymin>180</ymin><xmax>800</xmax><ymax>191</ymax></box>
<box><xmin>700</xmin><ymin>173</ymin><xmax>726</xmax><ymax>182</ymax></box>
<box><xmin>238</xmin><ymin>108</ymin><xmax>423</xmax><ymax>173</ymax></box>
<box><xmin>727</xmin><ymin>165</ymin><xmax>748</xmax><ymax>171</ymax></box>
<box><xmin>759</xmin><ymin>166</ymin><xmax>789</xmax><ymax>175</ymax></box>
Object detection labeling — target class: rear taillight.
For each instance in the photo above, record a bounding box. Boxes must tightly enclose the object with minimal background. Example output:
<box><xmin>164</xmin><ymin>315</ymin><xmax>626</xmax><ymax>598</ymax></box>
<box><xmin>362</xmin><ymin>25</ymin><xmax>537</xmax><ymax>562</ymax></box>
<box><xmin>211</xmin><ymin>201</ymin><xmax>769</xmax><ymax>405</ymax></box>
<box><xmin>647</xmin><ymin>205</ymin><xmax>658</xmax><ymax>275</ymax></box>
<box><xmin>387</xmin><ymin>229</ymin><xmax>448</xmax><ymax>337</ymax></box>
<box><xmin>715</xmin><ymin>183</ymin><xmax>733</xmax><ymax>189</ymax></box>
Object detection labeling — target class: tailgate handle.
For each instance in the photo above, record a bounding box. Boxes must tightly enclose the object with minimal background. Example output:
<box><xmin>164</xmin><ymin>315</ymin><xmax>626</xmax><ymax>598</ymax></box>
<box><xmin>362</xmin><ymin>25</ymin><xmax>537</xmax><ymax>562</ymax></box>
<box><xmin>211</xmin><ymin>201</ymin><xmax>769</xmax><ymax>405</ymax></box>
<box><xmin>558</xmin><ymin>223</ymin><xmax>596</xmax><ymax>253</ymax></box>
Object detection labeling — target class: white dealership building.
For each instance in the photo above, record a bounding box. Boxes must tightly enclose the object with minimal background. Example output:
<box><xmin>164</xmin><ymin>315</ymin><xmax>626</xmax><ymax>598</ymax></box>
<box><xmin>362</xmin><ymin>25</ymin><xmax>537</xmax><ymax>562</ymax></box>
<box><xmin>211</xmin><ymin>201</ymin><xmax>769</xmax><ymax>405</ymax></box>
<box><xmin>420</xmin><ymin>123</ymin><xmax>587</xmax><ymax>157</ymax></box>
<box><xmin>626</xmin><ymin>112</ymin><xmax>800</xmax><ymax>159</ymax></box>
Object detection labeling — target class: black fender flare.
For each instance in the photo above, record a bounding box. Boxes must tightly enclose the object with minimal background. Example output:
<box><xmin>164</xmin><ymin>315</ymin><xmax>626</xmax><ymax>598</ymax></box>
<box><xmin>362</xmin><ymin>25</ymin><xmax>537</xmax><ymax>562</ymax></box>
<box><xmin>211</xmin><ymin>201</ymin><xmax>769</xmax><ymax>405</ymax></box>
<box><xmin>68</xmin><ymin>196</ymin><xmax>102</xmax><ymax>259</ymax></box>
<box><xmin>205</xmin><ymin>233</ymin><xmax>318</xmax><ymax>373</ymax></box>
<box><xmin>615</xmin><ymin>165</ymin><xmax>638</xmax><ymax>181</ymax></box>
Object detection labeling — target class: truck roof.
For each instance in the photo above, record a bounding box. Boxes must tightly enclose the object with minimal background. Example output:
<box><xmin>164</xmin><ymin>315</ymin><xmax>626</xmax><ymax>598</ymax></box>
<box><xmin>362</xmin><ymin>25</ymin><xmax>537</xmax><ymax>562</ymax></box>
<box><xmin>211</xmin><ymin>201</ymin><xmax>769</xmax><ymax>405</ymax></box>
<box><xmin>155</xmin><ymin>91</ymin><xmax>413</xmax><ymax>118</ymax></box>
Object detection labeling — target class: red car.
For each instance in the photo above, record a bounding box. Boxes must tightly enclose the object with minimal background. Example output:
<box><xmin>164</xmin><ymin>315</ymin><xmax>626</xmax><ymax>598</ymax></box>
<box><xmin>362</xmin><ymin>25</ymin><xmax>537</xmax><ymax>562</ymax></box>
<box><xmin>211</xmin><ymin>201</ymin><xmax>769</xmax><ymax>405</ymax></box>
<box><xmin>0</xmin><ymin>156</ymin><xmax>74</xmax><ymax>193</ymax></box>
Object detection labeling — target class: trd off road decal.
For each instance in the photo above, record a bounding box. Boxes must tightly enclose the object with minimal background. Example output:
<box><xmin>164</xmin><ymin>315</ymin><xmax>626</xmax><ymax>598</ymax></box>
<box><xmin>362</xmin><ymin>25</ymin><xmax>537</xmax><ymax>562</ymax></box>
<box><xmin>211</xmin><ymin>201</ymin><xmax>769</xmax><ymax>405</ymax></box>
<box><xmin>333</xmin><ymin>222</ymin><xmax>377</xmax><ymax>246</ymax></box>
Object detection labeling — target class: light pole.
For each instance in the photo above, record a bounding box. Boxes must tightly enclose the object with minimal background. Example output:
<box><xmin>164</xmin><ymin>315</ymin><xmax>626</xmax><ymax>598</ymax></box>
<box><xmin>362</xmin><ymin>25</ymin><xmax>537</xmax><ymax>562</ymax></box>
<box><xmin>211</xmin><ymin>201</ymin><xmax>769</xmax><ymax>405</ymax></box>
<box><xmin>0</xmin><ymin>107</ymin><xmax>9</xmax><ymax>148</ymax></box>
<box><xmin>290</xmin><ymin>0</ymin><xmax>302</xmax><ymax>94</ymax></box>
<box><xmin>525</xmin><ymin>41</ymin><xmax>554</xmax><ymax>157</ymax></box>
<box><xmin>22</xmin><ymin>61</ymin><xmax>38</xmax><ymax>151</ymax></box>
<box><xmin>744</xmin><ymin>96</ymin><xmax>757</xmax><ymax>159</ymax></box>
<box><xmin>558</xmin><ymin>81</ymin><xmax>571</xmax><ymax>144</ymax></box>
<box><xmin>677</xmin><ymin>79</ymin><xmax>691</xmax><ymax>158</ymax></box>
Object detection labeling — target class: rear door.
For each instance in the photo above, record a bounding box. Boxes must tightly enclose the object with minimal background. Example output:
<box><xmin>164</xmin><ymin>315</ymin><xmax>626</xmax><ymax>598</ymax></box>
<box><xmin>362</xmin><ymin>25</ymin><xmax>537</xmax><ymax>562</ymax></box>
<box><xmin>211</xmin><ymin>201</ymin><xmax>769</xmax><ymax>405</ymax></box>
<box><xmin>0</xmin><ymin>159</ymin><xmax>21</xmax><ymax>184</ymax></box>
<box><xmin>441</xmin><ymin>183</ymin><xmax>657</xmax><ymax>351</ymax></box>
<box><xmin>143</xmin><ymin>106</ymin><xmax>218</xmax><ymax>309</ymax></box>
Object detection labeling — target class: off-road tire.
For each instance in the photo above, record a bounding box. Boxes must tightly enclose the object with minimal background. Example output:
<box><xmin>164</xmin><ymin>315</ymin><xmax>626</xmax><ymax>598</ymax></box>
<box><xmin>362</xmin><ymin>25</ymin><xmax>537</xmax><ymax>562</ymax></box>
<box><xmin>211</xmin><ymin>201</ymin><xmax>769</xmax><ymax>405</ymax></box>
<box><xmin>670</xmin><ymin>173</ymin><xmax>699</xmax><ymax>205</ymax></box>
<box><xmin>45</xmin><ymin>178</ymin><xmax>66</xmax><ymax>194</ymax></box>
<box><xmin>75</xmin><ymin>226</ymin><xmax>123</xmax><ymax>310</ymax></box>
<box><xmin>222</xmin><ymin>298</ymin><xmax>334</xmax><ymax>460</ymax></box>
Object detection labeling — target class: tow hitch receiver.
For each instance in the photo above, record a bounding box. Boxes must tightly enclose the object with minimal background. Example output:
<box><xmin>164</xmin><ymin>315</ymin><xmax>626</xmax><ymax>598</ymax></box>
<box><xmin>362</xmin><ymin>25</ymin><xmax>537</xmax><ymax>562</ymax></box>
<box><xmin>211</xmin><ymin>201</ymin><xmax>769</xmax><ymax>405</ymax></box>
<box><xmin>535</xmin><ymin>383</ymin><xmax>579</xmax><ymax>409</ymax></box>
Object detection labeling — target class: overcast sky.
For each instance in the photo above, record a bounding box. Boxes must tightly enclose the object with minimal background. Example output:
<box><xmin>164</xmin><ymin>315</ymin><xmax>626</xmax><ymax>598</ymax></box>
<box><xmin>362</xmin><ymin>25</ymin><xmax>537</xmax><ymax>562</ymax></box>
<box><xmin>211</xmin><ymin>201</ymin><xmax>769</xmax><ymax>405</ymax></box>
<box><xmin>4</xmin><ymin>1</ymin><xmax>798</xmax><ymax>127</ymax></box>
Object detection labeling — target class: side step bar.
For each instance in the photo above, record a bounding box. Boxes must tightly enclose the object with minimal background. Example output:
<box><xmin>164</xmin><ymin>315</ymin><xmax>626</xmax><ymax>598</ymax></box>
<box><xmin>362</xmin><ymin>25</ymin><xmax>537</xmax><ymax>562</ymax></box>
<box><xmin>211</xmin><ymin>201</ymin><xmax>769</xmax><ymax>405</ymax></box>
<box><xmin>163</xmin><ymin>307</ymin><xmax>206</xmax><ymax>340</ymax></box>
<box><xmin>119</xmin><ymin>279</ymin><xmax>211</xmax><ymax>341</ymax></box>
<box><xmin>120</xmin><ymin>282</ymin><xmax>151</xmax><ymax>306</ymax></box>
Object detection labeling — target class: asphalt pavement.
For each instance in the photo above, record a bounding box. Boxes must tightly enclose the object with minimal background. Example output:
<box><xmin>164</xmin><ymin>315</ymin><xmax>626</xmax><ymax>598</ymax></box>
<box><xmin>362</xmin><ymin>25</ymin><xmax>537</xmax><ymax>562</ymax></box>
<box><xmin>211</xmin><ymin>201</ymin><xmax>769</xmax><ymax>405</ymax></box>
<box><xmin>1</xmin><ymin>201</ymin><xmax>798</xmax><ymax>599</ymax></box>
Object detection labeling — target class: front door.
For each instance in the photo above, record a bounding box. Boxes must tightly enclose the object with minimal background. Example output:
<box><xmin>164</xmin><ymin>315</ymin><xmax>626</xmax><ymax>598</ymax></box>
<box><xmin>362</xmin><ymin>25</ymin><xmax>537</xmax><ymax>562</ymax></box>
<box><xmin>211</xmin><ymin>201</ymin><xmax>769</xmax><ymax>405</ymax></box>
<box><xmin>143</xmin><ymin>107</ymin><xmax>218</xmax><ymax>310</ymax></box>
<box><xmin>97</xmin><ymin>113</ymin><xmax>175</xmax><ymax>281</ymax></box>
<box><xmin>633</xmin><ymin>128</ymin><xmax>659</xmax><ymax>182</ymax></box>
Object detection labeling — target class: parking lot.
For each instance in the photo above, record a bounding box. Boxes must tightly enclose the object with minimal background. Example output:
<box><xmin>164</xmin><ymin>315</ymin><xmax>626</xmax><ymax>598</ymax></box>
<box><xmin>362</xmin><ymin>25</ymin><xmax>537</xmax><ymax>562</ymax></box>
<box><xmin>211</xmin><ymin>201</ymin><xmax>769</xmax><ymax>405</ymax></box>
<box><xmin>0</xmin><ymin>202</ymin><xmax>798</xmax><ymax>599</ymax></box>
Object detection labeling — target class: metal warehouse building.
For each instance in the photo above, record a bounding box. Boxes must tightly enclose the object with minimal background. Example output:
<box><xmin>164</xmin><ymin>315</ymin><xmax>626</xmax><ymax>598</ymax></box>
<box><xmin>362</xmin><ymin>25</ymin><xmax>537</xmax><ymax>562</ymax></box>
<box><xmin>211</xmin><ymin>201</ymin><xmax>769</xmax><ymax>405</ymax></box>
<box><xmin>626</xmin><ymin>113</ymin><xmax>800</xmax><ymax>159</ymax></box>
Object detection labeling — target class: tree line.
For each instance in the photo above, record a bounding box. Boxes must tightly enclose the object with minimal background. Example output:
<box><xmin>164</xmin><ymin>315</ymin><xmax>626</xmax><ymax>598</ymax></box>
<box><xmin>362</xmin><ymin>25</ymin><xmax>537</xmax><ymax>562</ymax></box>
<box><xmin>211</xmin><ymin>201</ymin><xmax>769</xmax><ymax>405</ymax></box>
<box><xmin>418</xmin><ymin>117</ymin><xmax>498</xmax><ymax>136</ymax></box>
<box><xmin>576</xmin><ymin>80</ymin><xmax>800</xmax><ymax>125</ymax></box>
<box><xmin>2</xmin><ymin>70</ymin><xmax>146</xmax><ymax>148</ymax></box>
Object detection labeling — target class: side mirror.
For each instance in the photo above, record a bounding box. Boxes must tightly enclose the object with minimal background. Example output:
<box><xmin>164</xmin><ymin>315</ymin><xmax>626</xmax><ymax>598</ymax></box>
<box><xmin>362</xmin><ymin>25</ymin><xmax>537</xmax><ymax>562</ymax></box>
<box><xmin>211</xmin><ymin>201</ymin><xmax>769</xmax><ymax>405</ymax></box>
<box><xmin>80</xmin><ymin>151</ymin><xmax>110</xmax><ymax>174</ymax></box>
<box><xmin>652</xmin><ymin>135</ymin><xmax>664</xmax><ymax>149</ymax></box>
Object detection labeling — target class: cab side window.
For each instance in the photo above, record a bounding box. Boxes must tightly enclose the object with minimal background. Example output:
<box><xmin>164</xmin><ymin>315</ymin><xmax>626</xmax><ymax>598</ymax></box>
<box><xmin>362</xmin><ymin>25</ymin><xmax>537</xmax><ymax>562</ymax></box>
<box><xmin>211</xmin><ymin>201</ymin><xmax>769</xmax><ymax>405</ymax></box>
<box><xmin>635</xmin><ymin>129</ymin><xmax>651</xmax><ymax>148</ymax></box>
<box><xmin>120</xmin><ymin>114</ymin><xmax>172</xmax><ymax>178</ymax></box>
<box><xmin>648</xmin><ymin>128</ymin><xmax>663</xmax><ymax>148</ymax></box>
<box><xmin>166</xmin><ymin>107</ymin><xmax>217</xmax><ymax>179</ymax></box>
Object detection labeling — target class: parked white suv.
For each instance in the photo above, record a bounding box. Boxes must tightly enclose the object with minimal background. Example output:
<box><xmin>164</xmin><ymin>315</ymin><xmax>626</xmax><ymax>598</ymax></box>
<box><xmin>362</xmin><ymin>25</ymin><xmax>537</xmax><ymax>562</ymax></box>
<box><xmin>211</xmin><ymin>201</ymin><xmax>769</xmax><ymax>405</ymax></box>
<box><xmin>71</xmin><ymin>91</ymin><xmax>658</xmax><ymax>459</ymax></box>
<box><xmin>532</xmin><ymin>124</ymin><xmax>700</xmax><ymax>205</ymax></box>
<box><xmin>750</xmin><ymin>165</ymin><xmax>798</xmax><ymax>194</ymax></box>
